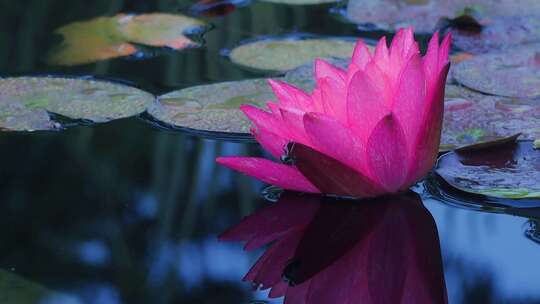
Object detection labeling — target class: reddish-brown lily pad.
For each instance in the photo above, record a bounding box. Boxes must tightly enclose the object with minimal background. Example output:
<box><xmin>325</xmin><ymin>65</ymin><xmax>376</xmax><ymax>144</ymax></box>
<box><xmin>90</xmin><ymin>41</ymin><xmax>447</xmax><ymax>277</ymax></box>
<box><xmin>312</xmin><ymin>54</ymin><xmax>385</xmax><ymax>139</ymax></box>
<box><xmin>452</xmin><ymin>15</ymin><xmax>540</xmax><ymax>54</ymax></box>
<box><xmin>345</xmin><ymin>0</ymin><xmax>540</xmax><ymax>33</ymax></box>
<box><xmin>441</xmin><ymin>85</ymin><xmax>540</xmax><ymax>151</ymax></box>
<box><xmin>452</xmin><ymin>43</ymin><xmax>540</xmax><ymax>98</ymax></box>
<box><xmin>49</xmin><ymin>13</ymin><xmax>206</xmax><ymax>66</ymax></box>
<box><xmin>436</xmin><ymin>141</ymin><xmax>540</xmax><ymax>199</ymax></box>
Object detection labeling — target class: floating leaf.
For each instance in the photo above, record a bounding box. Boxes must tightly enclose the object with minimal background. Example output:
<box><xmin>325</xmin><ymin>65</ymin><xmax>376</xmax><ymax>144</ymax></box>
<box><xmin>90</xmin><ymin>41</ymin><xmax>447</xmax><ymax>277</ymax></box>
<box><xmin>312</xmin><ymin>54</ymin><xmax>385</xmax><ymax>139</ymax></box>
<box><xmin>228</xmin><ymin>37</ymin><xmax>356</xmax><ymax>72</ymax></box>
<box><xmin>0</xmin><ymin>269</ymin><xmax>80</xmax><ymax>304</ymax></box>
<box><xmin>452</xmin><ymin>43</ymin><xmax>540</xmax><ymax>98</ymax></box>
<box><xmin>115</xmin><ymin>13</ymin><xmax>205</xmax><ymax>49</ymax></box>
<box><xmin>452</xmin><ymin>15</ymin><xmax>540</xmax><ymax>54</ymax></box>
<box><xmin>436</xmin><ymin>141</ymin><xmax>540</xmax><ymax>199</ymax></box>
<box><xmin>147</xmin><ymin>78</ymin><xmax>279</xmax><ymax>138</ymax></box>
<box><xmin>345</xmin><ymin>0</ymin><xmax>540</xmax><ymax>33</ymax></box>
<box><xmin>440</xmin><ymin>85</ymin><xmax>540</xmax><ymax>151</ymax></box>
<box><xmin>258</xmin><ymin>0</ymin><xmax>338</xmax><ymax>5</ymax></box>
<box><xmin>0</xmin><ymin>77</ymin><xmax>154</xmax><ymax>131</ymax></box>
<box><xmin>49</xmin><ymin>13</ymin><xmax>206</xmax><ymax>66</ymax></box>
<box><xmin>48</xmin><ymin>16</ymin><xmax>137</xmax><ymax>66</ymax></box>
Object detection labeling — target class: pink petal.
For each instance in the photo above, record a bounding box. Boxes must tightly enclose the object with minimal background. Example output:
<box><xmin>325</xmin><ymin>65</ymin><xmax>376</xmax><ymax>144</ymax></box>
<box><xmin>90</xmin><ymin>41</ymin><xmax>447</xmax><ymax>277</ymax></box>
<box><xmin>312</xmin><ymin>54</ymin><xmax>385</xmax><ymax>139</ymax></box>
<box><xmin>303</xmin><ymin>112</ymin><xmax>367</xmax><ymax>173</ymax></box>
<box><xmin>365</xmin><ymin>114</ymin><xmax>408</xmax><ymax>192</ymax></box>
<box><xmin>423</xmin><ymin>31</ymin><xmax>440</xmax><ymax>90</ymax></box>
<box><xmin>318</xmin><ymin>77</ymin><xmax>348</xmax><ymax>123</ymax></box>
<box><xmin>216</xmin><ymin>157</ymin><xmax>319</xmax><ymax>193</ymax></box>
<box><xmin>349</xmin><ymin>39</ymin><xmax>372</xmax><ymax>76</ymax></box>
<box><xmin>314</xmin><ymin>58</ymin><xmax>346</xmax><ymax>82</ymax></box>
<box><xmin>291</xmin><ymin>143</ymin><xmax>384</xmax><ymax>197</ymax></box>
<box><xmin>268</xmin><ymin>79</ymin><xmax>313</xmax><ymax>110</ymax></box>
<box><xmin>373</xmin><ymin>36</ymin><xmax>390</xmax><ymax>71</ymax></box>
<box><xmin>241</xmin><ymin>104</ymin><xmax>286</xmax><ymax>138</ymax></box>
<box><xmin>252</xmin><ymin>128</ymin><xmax>288</xmax><ymax>159</ymax></box>
<box><xmin>347</xmin><ymin>69</ymin><xmax>390</xmax><ymax>143</ymax></box>
<box><xmin>279</xmin><ymin>107</ymin><xmax>310</xmax><ymax>144</ymax></box>
<box><xmin>438</xmin><ymin>32</ymin><xmax>451</xmax><ymax>72</ymax></box>
<box><xmin>392</xmin><ymin>53</ymin><xmax>426</xmax><ymax>156</ymax></box>
<box><xmin>310</xmin><ymin>86</ymin><xmax>325</xmax><ymax>113</ymax></box>
<box><xmin>405</xmin><ymin>63</ymin><xmax>449</xmax><ymax>184</ymax></box>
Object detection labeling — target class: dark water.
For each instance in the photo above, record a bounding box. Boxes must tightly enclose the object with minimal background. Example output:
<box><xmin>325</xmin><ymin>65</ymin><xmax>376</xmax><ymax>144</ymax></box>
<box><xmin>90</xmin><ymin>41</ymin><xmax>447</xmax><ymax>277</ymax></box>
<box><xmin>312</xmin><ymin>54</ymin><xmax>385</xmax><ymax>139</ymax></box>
<box><xmin>0</xmin><ymin>1</ymin><xmax>539</xmax><ymax>303</ymax></box>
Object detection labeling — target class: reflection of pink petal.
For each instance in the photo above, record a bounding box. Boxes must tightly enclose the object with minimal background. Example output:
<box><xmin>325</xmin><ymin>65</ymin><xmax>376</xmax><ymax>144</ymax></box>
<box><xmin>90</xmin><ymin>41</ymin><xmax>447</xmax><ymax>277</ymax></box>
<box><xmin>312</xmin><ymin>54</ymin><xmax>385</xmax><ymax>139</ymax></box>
<box><xmin>222</xmin><ymin>192</ymin><xmax>447</xmax><ymax>304</ymax></box>
<box><xmin>216</xmin><ymin>157</ymin><xmax>319</xmax><ymax>193</ymax></box>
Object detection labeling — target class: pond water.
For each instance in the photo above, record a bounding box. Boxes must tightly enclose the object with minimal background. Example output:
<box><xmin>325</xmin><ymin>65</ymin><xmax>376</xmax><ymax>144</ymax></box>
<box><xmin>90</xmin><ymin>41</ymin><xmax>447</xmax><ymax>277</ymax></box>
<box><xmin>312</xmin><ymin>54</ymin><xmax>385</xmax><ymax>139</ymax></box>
<box><xmin>0</xmin><ymin>0</ymin><xmax>539</xmax><ymax>303</ymax></box>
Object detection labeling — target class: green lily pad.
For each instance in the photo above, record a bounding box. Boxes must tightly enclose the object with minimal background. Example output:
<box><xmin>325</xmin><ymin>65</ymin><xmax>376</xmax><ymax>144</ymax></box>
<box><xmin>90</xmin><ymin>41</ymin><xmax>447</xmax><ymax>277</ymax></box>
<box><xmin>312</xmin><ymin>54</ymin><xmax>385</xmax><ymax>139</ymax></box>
<box><xmin>49</xmin><ymin>13</ymin><xmax>206</xmax><ymax>66</ymax></box>
<box><xmin>441</xmin><ymin>85</ymin><xmax>540</xmax><ymax>151</ymax></box>
<box><xmin>453</xmin><ymin>15</ymin><xmax>540</xmax><ymax>54</ymax></box>
<box><xmin>0</xmin><ymin>269</ymin><xmax>79</xmax><ymax>304</ymax></box>
<box><xmin>436</xmin><ymin>141</ymin><xmax>540</xmax><ymax>199</ymax></box>
<box><xmin>452</xmin><ymin>43</ymin><xmax>540</xmax><ymax>98</ymax></box>
<box><xmin>147</xmin><ymin>78</ymin><xmax>279</xmax><ymax>138</ymax></box>
<box><xmin>346</xmin><ymin>0</ymin><xmax>540</xmax><ymax>33</ymax></box>
<box><xmin>228</xmin><ymin>37</ymin><xmax>356</xmax><ymax>72</ymax></box>
<box><xmin>0</xmin><ymin>77</ymin><xmax>154</xmax><ymax>131</ymax></box>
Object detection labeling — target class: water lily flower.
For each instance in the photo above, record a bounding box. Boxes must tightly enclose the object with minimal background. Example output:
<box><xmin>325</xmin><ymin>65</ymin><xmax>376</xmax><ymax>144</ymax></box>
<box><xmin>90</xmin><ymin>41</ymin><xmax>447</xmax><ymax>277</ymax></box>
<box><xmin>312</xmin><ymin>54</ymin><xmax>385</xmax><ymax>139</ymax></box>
<box><xmin>220</xmin><ymin>192</ymin><xmax>448</xmax><ymax>304</ymax></box>
<box><xmin>217</xmin><ymin>28</ymin><xmax>451</xmax><ymax>197</ymax></box>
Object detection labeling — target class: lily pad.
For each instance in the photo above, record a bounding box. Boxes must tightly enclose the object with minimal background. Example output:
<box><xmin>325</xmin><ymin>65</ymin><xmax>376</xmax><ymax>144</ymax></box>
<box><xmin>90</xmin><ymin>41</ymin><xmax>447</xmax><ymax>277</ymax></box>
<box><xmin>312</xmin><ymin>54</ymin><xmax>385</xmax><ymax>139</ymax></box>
<box><xmin>115</xmin><ymin>13</ymin><xmax>205</xmax><ymax>49</ymax></box>
<box><xmin>0</xmin><ymin>269</ymin><xmax>80</xmax><ymax>304</ymax></box>
<box><xmin>345</xmin><ymin>0</ymin><xmax>540</xmax><ymax>33</ymax></box>
<box><xmin>228</xmin><ymin>37</ymin><xmax>356</xmax><ymax>72</ymax></box>
<box><xmin>258</xmin><ymin>0</ymin><xmax>338</xmax><ymax>4</ymax></box>
<box><xmin>452</xmin><ymin>15</ymin><xmax>540</xmax><ymax>54</ymax></box>
<box><xmin>441</xmin><ymin>85</ymin><xmax>540</xmax><ymax>151</ymax></box>
<box><xmin>436</xmin><ymin>141</ymin><xmax>540</xmax><ymax>199</ymax></box>
<box><xmin>452</xmin><ymin>43</ymin><xmax>540</xmax><ymax>98</ymax></box>
<box><xmin>147</xmin><ymin>78</ymin><xmax>279</xmax><ymax>138</ymax></box>
<box><xmin>0</xmin><ymin>77</ymin><xmax>154</xmax><ymax>131</ymax></box>
<box><xmin>49</xmin><ymin>13</ymin><xmax>206</xmax><ymax>66</ymax></box>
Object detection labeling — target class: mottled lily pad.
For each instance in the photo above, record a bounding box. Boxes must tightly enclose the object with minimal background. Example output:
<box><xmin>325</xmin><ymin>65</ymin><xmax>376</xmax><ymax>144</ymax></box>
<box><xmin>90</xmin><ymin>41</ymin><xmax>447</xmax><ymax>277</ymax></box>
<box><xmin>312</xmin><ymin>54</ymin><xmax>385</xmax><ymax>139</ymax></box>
<box><xmin>258</xmin><ymin>0</ymin><xmax>338</xmax><ymax>5</ymax></box>
<box><xmin>453</xmin><ymin>15</ymin><xmax>540</xmax><ymax>54</ymax></box>
<box><xmin>441</xmin><ymin>85</ymin><xmax>540</xmax><ymax>151</ymax></box>
<box><xmin>0</xmin><ymin>77</ymin><xmax>154</xmax><ymax>131</ymax></box>
<box><xmin>436</xmin><ymin>141</ymin><xmax>540</xmax><ymax>199</ymax></box>
<box><xmin>49</xmin><ymin>13</ymin><xmax>206</xmax><ymax>66</ymax></box>
<box><xmin>228</xmin><ymin>37</ymin><xmax>356</xmax><ymax>72</ymax></box>
<box><xmin>346</xmin><ymin>0</ymin><xmax>540</xmax><ymax>33</ymax></box>
<box><xmin>0</xmin><ymin>269</ymin><xmax>80</xmax><ymax>304</ymax></box>
<box><xmin>452</xmin><ymin>43</ymin><xmax>540</xmax><ymax>98</ymax></box>
<box><xmin>147</xmin><ymin>78</ymin><xmax>278</xmax><ymax>138</ymax></box>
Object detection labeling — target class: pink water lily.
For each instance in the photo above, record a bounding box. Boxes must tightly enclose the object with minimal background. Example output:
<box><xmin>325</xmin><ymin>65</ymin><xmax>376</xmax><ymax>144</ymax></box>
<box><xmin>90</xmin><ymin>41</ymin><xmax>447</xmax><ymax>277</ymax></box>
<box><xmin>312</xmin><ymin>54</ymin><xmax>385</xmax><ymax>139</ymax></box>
<box><xmin>217</xmin><ymin>28</ymin><xmax>451</xmax><ymax>197</ymax></box>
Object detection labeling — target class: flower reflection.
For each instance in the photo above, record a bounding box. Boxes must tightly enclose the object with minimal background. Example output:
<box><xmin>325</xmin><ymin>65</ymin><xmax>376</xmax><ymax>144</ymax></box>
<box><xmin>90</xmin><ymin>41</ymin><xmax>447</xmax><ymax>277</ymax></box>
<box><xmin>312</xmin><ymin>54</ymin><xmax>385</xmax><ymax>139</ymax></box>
<box><xmin>220</xmin><ymin>191</ymin><xmax>447</xmax><ymax>303</ymax></box>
